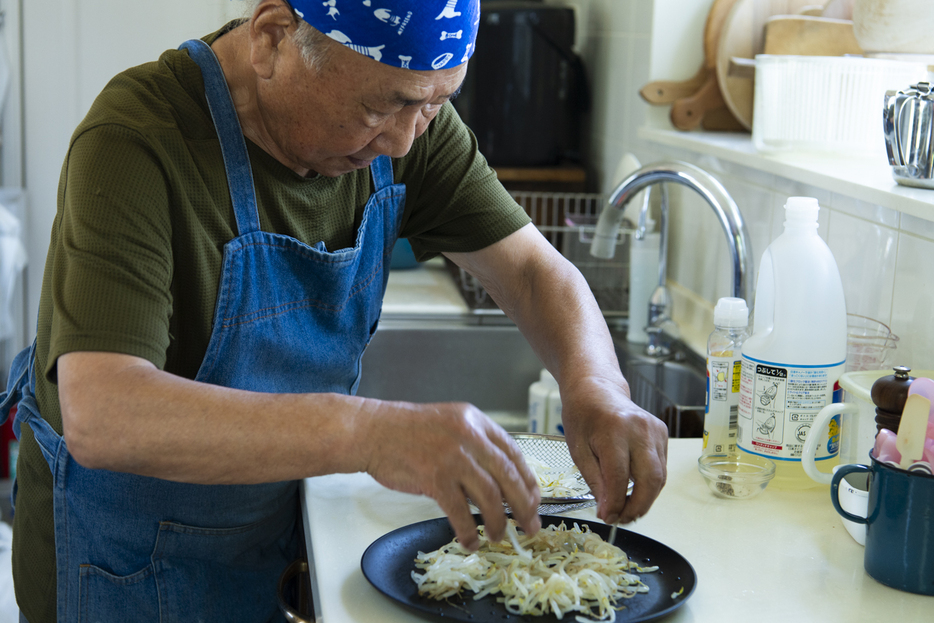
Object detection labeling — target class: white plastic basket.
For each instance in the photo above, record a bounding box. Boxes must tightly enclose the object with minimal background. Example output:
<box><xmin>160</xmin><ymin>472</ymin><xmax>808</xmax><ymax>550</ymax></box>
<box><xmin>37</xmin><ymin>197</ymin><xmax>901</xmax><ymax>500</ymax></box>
<box><xmin>752</xmin><ymin>55</ymin><xmax>931</xmax><ymax>155</ymax></box>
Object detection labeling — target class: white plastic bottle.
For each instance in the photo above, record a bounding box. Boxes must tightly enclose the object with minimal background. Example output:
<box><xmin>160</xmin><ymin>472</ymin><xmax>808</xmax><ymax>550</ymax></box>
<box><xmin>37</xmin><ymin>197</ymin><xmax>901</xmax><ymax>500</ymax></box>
<box><xmin>737</xmin><ymin>197</ymin><xmax>847</xmax><ymax>489</ymax></box>
<box><xmin>528</xmin><ymin>370</ymin><xmax>558</xmax><ymax>434</ymax></box>
<box><xmin>627</xmin><ymin>231</ymin><xmax>661</xmax><ymax>344</ymax></box>
<box><xmin>546</xmin><ymin>385</ymin><xmax>564</xmax><ymax>436</ymax></box>
<box><xmin>703</xmin><ymin>297</ymin><xmax>749</xmax><ymax>457</ymax></box>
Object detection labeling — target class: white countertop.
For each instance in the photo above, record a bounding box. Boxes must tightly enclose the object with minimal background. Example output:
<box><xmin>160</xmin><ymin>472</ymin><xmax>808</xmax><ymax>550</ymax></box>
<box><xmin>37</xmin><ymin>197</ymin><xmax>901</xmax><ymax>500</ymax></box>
<box><xmin>381</xmin><ymin>258</ymin><xmax>470</xmax><ymax>316</ymax></box>
<box><xmin>301</xmin><ymin>438</ymin><xmax>932</xmax><ymax>622</ymax></box>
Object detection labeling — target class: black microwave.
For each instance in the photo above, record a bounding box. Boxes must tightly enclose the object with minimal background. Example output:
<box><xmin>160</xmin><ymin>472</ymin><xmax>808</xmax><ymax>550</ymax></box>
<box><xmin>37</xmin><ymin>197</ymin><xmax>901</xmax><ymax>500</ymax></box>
<box><xmin>453</xmin><ymin>1</ymin><xmax>588</xmax><ymax>167</ymax></box>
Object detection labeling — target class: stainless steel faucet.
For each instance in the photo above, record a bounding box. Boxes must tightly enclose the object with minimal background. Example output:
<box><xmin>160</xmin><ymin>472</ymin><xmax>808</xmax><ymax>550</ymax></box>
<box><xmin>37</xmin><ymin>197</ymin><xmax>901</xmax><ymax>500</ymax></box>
<box><xmin>590</xmin><ymin>161</ymin><xmax>754</xmax><ymax>356</ymax></box>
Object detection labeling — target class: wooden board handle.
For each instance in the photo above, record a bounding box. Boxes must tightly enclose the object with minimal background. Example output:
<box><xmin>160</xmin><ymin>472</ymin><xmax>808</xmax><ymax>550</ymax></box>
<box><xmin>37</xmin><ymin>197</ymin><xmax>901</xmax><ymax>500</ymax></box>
<box><xmin>670</xmin><ymin>71</ymin><xmax>725</xmax><ymax>131</ymax></box>
<box><xmin>640</xmin><ymin>65</ymin><xmax>707</xmax><ymax>105</ymax></box>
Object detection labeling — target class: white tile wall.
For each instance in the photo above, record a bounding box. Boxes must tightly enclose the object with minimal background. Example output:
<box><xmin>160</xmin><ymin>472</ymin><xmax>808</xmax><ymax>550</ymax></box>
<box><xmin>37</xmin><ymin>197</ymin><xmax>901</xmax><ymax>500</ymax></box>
<box><xmin>561</xmin><ymin>0</ymin><xmax>934</xmax><ymax>370</ymax></box>
<box><xmin>891</xmin><ymin>231</ymin><xmax>934</xmax><ymax>368</ymax></box>
<box><xmin>827</xmin><ymin>210</ymin><xmax>898</xmax><ymax>323</ymax></box>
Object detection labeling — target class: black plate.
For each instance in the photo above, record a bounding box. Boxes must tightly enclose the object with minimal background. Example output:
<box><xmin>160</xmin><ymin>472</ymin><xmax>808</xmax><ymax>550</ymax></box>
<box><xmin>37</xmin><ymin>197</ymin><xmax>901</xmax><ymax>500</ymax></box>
<box><xmin>361</xmin><ymin>515</ymin><xmax>696</xmax><ymax>622</ymax></box>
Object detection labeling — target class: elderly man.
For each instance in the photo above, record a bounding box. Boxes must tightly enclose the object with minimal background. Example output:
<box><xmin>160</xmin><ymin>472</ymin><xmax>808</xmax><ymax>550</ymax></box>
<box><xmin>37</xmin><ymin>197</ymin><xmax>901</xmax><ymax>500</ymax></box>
<box><xmin>1</xmin><ymin>1</ymin><xmax>667</xmax><ymax>621</ymax></box>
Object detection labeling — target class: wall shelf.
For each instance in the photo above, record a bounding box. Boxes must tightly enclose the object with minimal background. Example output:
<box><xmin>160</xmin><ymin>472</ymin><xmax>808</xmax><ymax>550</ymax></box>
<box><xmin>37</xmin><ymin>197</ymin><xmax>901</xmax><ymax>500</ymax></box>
<box><xmin>492</xmin><ymin>165</ymin><xmax>587</xmax><ymax>193</ymax></box>
<box><xmin>639</xmin><ymin>127</ymin><xmax>934</xmax><ymax>222</ymax></box>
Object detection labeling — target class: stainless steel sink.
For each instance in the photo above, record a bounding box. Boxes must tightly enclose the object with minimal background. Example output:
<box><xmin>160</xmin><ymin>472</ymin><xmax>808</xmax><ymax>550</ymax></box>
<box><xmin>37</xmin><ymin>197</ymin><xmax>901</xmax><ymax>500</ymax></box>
<box><xmin>614</xmin><ymin>336</ymin><xmax>706</xmax><ymax>438</ymax></box>
<box><xmin>356</xmin><ymin>317</ymin><xmax>707</xmax><ymax>437</ymax></box>
<box><xmin>625</xmin><ymin>360</ymin><xmax>706</xmax><ymax>438</ymax></box>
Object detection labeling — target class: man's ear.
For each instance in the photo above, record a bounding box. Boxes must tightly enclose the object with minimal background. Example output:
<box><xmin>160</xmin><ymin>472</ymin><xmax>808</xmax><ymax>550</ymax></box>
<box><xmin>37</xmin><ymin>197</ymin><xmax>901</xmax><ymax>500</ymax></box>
<box><xmin>249</xmin><ymin>0</ymin><xmax>296</xmax><ymax>79</ymax></box>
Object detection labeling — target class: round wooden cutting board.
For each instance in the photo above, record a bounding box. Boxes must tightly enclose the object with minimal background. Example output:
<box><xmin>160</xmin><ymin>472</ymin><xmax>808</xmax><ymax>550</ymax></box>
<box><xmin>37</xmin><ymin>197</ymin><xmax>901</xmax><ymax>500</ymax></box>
<box><xmin>715</xmin><ymin>0</ymin><xmax>817</xmax><ymax>129</ymax></box>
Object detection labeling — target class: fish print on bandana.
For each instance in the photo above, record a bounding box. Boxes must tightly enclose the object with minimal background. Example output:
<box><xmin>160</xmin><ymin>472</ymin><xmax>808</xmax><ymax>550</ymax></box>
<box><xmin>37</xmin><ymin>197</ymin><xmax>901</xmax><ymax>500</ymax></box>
<box><xmin>289</xmin><ymin>0</ymin><xmax>480</xmax><ymax>70</ymax></box>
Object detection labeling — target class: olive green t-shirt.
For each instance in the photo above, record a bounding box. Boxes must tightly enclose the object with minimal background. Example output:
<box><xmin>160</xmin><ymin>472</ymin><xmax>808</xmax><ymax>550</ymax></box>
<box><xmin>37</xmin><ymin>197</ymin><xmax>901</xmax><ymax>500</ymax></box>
<box><xmin>14</xmin><ymin>24</ymin><xmax>529</xmax><ymax>622</ymax></box>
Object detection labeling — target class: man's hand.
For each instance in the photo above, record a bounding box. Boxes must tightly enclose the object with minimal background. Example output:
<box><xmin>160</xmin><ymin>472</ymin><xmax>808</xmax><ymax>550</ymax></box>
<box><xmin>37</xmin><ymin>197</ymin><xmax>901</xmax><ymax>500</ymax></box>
<box><xmin>445</xmin><ymin>224</ymin><xmax>668</xmax><ymax>526</ymax></box>
<box><xmin>560</xmin><ymin>375</ymin><xmax>668</xmax><ymax>525</ymax></box>
<box><xmin>360</xmin><ymin>401</ymin><xmax>541</xmax><ymax>550</ymax></box>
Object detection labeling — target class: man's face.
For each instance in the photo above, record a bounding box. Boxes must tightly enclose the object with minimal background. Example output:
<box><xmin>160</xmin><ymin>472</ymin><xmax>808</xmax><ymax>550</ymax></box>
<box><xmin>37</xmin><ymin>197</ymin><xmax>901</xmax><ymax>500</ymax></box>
<box><xmin>254</xmin><ymin>34</ymin><xmax>467</xmax><ymax>177</ymax></box>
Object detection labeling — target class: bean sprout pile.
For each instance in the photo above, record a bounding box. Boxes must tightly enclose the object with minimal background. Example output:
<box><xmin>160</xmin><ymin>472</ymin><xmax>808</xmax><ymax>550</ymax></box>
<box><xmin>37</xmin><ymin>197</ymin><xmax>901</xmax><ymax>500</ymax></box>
<box><xmin>525</xmin><ymin>456</ymin><xmax>589</xmax><ymax>499</ymax></box>
<box><xmin>411</xmin><ymin>519</ymin><xmax>658</xmax><ymax>622</ymax></box>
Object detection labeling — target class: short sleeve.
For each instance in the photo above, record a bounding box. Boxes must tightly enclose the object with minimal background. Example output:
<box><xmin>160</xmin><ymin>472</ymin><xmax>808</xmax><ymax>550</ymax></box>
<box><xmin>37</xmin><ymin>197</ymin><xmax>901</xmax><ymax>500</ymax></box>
<box><xmin>47</xmin><ymin>124</ymin><xmax>175</xmax><ymax>379</ymax></box>
<box><xmin>396</xmin><ymin>104</ymin><xmax>531</xmax><ymax>260</ymax></box>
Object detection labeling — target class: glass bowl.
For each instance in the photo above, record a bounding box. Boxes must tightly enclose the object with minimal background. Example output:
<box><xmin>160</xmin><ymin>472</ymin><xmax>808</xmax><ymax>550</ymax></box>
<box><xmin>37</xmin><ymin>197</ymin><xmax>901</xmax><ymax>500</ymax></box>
<box><xmin>697</xmin><ymin>453</ymin><xmax>776</xmax><ymax>500</ymax></box>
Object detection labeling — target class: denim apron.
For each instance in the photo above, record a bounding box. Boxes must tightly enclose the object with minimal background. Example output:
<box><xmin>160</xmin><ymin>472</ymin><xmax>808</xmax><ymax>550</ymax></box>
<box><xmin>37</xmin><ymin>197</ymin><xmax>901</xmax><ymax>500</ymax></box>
<box><xmin>0</xmin><ymin>38</ymin><xmax>405</xmax><ymax>622</ymax></box>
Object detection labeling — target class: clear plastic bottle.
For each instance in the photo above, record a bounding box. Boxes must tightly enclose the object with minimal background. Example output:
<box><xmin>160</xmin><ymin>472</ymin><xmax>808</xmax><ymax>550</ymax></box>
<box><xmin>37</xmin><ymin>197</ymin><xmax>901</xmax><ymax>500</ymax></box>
<box><xmin>703</xmin><ymin>297</ymin><xmax>749</xmax><ymax>457</ymax></box>
<box><xmin>737</xmin><ymin>197</ymin><xmax>847</xmax><ymax>489</ymax></box>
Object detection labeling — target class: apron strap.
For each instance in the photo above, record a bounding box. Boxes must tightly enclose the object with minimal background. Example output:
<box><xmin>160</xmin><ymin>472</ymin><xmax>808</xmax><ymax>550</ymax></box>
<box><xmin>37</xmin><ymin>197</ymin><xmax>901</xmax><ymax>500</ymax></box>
<box><xmin>182</xmin><ymin>39</ymin><xmax>397</xmax><ymax>232</ymax></box>
<box><xmin>0</xmin><ymin>339</ymin><xmax>63</xmax><ymax>472</ymax></box>
<box><xmin>15</xmin><ymin>393</ymin><xmax>61</xmax><ymax>472</ymax></box>
<box><xmin>179</xmin><ymin>39</ymin><xmax>262</xmax><ymax>236</ymax></box>
<box><xmin>370</xmin><ymin>155</ymin><xmax>395</xmax><ymax>192</ymax></box>
<box><xmin>0</xmin><ymin>342</ymin><xmax>31</xmax><ymax>417</ymax></box>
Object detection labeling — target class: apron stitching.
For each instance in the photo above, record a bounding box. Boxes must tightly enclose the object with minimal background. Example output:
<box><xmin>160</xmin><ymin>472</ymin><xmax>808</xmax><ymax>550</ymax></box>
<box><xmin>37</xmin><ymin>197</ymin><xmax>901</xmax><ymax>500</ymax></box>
<box><xmin>229</xmin><ymin>190</ymin><xmax>404</xmax><ymax>263</ymax></box>
<box><xmin>232</xmin><ymin>240</ymin><xmax>360</xmax><ymax>264</ymax></box>
<box><xmin>219</xmin><ymin>260</ymin><xmax>383</xmax><ymax>326</ymax></box>
<box><xmin>220</xmin><ymin>300</ymin><xmax>345</xmax><ymax>328</ymax></box>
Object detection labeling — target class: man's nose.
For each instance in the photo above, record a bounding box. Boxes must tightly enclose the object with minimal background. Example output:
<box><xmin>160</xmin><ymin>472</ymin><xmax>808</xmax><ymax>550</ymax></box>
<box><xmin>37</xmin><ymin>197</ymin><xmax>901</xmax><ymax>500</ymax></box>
<box><xmin>372</xmin><ymin>111</ymin><xmax>421</xmax><ymax>158</ymax></box>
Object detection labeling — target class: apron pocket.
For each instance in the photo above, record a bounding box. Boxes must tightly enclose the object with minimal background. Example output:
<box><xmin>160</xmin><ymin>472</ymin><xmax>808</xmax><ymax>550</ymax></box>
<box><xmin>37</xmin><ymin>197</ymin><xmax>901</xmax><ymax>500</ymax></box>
<box><xmin>79</xmin><ymin>564</ymin><xmax>159</xmax><ymax>622</ymax></box>
<box><xmin>150</xmin><ymin>510</ymin><xmax>297</xmax><ymax>622</ymax></box>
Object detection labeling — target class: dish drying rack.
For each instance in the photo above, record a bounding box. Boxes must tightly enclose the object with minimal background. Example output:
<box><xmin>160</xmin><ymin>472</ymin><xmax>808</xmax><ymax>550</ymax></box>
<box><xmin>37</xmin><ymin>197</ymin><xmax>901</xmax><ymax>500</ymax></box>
<box><xmin>450</xmin><ymin>191</ymin><xmax>631</xmax><ymax>318</ymax></box>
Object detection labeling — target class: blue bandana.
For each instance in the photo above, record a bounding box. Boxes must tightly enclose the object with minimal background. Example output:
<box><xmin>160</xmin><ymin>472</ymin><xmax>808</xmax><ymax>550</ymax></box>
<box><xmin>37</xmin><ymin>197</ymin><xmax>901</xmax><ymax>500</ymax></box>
<box><xmin>289</xmin><ymin>0</ymin><xmax>480</xmax><ymax>71</ymax></box>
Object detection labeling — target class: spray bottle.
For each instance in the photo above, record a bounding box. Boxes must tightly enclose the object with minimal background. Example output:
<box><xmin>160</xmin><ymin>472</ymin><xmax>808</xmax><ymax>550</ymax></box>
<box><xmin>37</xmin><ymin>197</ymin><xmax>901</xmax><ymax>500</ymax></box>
<box><xmin>737</xmin><ymin>197</ymin><xmax>847</xmax><ymax>488</ymax></box>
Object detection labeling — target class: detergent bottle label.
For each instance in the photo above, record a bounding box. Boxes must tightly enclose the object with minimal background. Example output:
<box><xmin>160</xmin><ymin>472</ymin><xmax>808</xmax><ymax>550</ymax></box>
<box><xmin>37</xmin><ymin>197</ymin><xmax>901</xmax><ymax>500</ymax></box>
<box><xmin>704</xmin><ymin>354</ymin><xmax>742</xmax><ymax>455</ymax></box>
<box><xmin>737</xmin><ymin>355</ymin><xmax>843</xmax><ymax>461</ymax></box>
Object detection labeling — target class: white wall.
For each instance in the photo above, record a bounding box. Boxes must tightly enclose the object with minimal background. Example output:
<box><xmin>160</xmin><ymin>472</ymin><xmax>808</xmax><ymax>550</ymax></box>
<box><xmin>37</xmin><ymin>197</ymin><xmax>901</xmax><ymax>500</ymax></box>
<box><xmin>574</xmin><ymin>0</ymin><xmax>934</xmax><ymax>370</ymax></box>
<box><xmin>21</xmin><ymin>0</ymin><xmax>247</xmax><ymax>339</ymax></box>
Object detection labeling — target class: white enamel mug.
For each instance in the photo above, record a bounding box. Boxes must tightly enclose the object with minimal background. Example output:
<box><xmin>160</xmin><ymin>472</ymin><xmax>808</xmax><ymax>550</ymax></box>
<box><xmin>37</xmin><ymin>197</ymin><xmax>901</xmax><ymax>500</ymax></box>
<box><xmin>802</xmin><ymin>369</ymin><xmax>934</xmax><ymax>484</ymax></box>
<box><xmin>832</xmin><ymin>463</ymin><xmax>869</xmax><ymax>545</ymax></box>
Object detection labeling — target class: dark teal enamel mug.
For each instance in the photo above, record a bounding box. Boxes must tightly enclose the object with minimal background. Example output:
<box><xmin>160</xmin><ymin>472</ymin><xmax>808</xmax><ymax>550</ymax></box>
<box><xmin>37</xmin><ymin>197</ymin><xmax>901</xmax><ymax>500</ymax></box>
<box><xmin>832</xmin><ymin>456</ymin><xmax>934</xmax><ymax>596</ymax></box>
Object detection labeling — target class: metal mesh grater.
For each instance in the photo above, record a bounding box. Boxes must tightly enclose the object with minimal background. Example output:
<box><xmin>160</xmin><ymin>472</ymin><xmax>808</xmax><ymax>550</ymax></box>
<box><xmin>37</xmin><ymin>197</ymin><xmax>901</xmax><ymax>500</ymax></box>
<box><xmin>473</xmin><ymin>434</ymin><xmax>635</xmax><ymax>515</ymax></box>
<box><xmin>511</xmin><ymin>434</ymin><xmax>635</xmax><ymax>515</ymax></box>
<box><xmin>511</xmin><ymin>433</ymin><xmax>594</xmax><ymax>504</ymax></box>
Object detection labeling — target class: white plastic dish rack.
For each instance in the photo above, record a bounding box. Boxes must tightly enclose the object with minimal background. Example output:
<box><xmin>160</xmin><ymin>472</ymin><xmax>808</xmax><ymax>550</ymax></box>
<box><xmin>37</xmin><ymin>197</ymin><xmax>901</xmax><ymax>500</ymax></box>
<box><xmin>450</xmin><ymin>191</ymin><xmax>630</xmax><ymax>318</ymax></box>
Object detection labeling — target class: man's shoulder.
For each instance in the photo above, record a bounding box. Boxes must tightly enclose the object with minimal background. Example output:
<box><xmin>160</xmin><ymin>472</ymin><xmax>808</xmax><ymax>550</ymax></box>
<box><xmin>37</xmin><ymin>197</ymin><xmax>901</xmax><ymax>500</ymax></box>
<box><xmin>74</xmin><ymin>46</ymin><xmax>212</xmax><ymax>145</ymax></box>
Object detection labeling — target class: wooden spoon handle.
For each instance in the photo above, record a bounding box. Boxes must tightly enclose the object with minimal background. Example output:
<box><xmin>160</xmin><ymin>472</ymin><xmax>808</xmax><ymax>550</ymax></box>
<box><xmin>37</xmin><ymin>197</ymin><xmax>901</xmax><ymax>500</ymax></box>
<box><xmin>897</xmin><ymin>394</ymin><xmax>930</xmax><ymax>469</ymax></box>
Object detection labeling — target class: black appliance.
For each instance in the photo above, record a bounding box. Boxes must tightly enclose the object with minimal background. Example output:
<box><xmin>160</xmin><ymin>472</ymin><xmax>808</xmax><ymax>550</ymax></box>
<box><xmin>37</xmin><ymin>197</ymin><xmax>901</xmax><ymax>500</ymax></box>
<box><xmin>453</xmin><ymin>1</ymin><xmax>588</xmax><ymax>167</ymax></box>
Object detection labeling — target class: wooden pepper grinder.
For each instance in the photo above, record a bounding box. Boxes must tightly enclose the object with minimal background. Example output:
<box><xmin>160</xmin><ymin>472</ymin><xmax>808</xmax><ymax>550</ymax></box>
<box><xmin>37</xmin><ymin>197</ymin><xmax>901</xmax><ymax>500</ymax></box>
<box><xmin>870</xmin><ymin>366</ymin><xmax>915</xmax><ymax>434</ymax></box>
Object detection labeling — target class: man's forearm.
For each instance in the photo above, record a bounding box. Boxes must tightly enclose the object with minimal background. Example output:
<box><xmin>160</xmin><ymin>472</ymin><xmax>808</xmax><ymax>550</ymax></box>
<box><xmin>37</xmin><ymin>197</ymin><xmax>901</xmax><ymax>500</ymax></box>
<box><xmin>446</xmin><ymin>223</ymin><xmax>626</xmax><ymax>392</ymax></box>
<box><xmin>58</xmin><ymin>350</ymin><xmax>370</xmax><ymax>484</ymax></box>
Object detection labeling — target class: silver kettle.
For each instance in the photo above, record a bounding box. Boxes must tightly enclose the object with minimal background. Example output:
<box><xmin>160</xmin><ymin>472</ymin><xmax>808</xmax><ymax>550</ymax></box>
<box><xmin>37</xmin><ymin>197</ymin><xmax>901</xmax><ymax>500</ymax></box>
<box><xmin>883</xmin><ymin>81</ymin><xmax>934</xmax><ymax>189</ymax></box>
